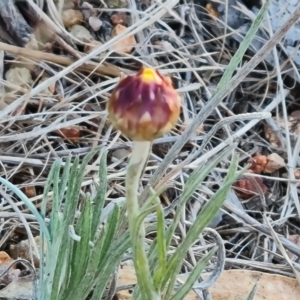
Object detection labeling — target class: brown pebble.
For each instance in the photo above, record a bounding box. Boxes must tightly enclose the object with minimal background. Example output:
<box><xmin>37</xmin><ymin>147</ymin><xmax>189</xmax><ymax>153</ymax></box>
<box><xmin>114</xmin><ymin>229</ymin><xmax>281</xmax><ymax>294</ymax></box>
<box><xmin>111</xmin><ymin>12</ymin><xmax>129</xmax><ymax>25</ymax></box>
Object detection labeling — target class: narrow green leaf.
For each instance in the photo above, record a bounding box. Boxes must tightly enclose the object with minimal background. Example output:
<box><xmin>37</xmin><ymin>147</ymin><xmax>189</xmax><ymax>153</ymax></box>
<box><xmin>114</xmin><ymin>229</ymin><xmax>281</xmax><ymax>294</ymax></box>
<box><xmin>153</xmin><ymin>203</ymin><xmax>167</xmax><ymax>292</ymax></box>
<box><xmin>64</xmin><ymin>148</ymin><xmax>100</xmax><ymax>228</ymax></box>
<box><xmin>64</xmin><ymin>205</ymin><xmax>121</xmax><ymax>300</ymax></box>
<box><xmin>97</xmin><ymin>204</ymin><xmax>120</xmax><ymax>270</ymax></box>
<box><xmin>58</xmin><ymin>156</ymin><xmax>72</xmax><ymax>205</ymax></box>
<box><xmin>65</xmin><ymin>224</ymin><xmax>107</xmax><ymax>300</ymax></box>
<box><xmin>50</xmin><ymin>161</ymin><xmax>62</xmax><ymax>238</ymax></box>
<box><xmin>165</xmin><ymin>146</ymin><xmax>233</xmax><ymax>248</ymax></box>
<box><xmin>162</xmin><ymin>154</ymin><xmax>245</xmax><ymax>294</ymax></box>
<box><xmin>169</xmin><ymin>247</ymin><xmax>217</xmax><ymax>300</ymax></box>
<box><xmin>90</xmin><ymin>270</ymin><xmax>117</xmax><ymax>300</ymax></box>
<box><xmin>215</xmin><ymin>0</ymin><xmax>271</xmax><ymax>92</ymax></box>
<box><xmin>41</xmin><ymin>159</ymin><xmax>61</xmax><ymax>219</ymax></box>
<box><xmin>39</xmin><ymin>160</ymin><xmax>62</xmax><ymax>299</ymax></box>
<box><xmin>0</xmin><ymin>177</ymin><xmax>50</xmax><ymax>242</ymax></box>
<box><xmin>50</xmin><ymin>157</ymin><xmax>82</xmax><ymax>300</ymax></box>
<box><xmin>91</xmin><ymin>149</ymin><xmax>107</xmax><ymax>238</ymax></box>
<box><xmin>245</xmin><ymin>282</ymin><xmax>258</xmax><ymax>300</ymax></box>
<box><xmin>63</xmin><ymin>156</ymin><xmax>80</xmax><ymax>226</ymax></box>
<box><xmin>49</xmin><ymin>219</ymin><xmax>71</xmax><ymax>300</ymax></box>
<box><xmin>69</xmin><ymin>196</ymin><xmax>93</xmax><ymax>288</ymax></box>
<box><xmin>92</xmin><ymin>231</ymin><xmax>131</xmax><ymax>300</ymax></box>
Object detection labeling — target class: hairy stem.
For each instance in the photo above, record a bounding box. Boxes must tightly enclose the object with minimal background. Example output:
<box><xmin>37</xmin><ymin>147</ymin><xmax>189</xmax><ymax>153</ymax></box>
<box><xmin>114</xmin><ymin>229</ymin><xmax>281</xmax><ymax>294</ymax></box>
<box><xmin>126</xmin><ymin>141</ymin><xmax>159</xmax><ymax>300</ymax></box>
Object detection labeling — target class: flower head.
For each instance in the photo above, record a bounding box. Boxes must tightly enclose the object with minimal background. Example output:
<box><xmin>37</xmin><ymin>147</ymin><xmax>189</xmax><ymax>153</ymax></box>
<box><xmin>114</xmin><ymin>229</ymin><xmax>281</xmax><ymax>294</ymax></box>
<box><xmin>107</xmin><ymin>67</ymin><xmax>181</xmax><ymax>141</ymax></box>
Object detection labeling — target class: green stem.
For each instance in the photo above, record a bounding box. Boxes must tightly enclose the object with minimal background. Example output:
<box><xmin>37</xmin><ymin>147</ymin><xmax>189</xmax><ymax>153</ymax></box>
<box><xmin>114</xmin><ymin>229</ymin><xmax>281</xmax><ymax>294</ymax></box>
<box><xmin>126</xmin><ymin>141</ymin><xmax>160</xmax><ymax>300</ymax></box>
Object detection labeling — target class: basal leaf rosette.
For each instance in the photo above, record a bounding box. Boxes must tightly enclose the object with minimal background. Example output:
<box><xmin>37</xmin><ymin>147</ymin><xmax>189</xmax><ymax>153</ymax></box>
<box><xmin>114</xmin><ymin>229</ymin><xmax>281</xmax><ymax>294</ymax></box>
<box><xmin>107</xmin><ymin>67</ymin><xmax>181</xmax><ymax>141</ymax></box>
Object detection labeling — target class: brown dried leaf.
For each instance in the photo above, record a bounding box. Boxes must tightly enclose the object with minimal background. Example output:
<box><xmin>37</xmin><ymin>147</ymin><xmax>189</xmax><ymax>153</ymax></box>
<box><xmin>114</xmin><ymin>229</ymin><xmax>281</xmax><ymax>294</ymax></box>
<box><xmin>111</xmin><ymin>24</ymin><xmax>136</xmax><ymax>54</ymax></box>
<box><xmin>249</xmin><ymin>155</ymin><xmax>267</xmax><ymax>174</ymax></box>
<box><xmin>264</xmin><ymin>153</ymin><xmax>285</xmax><ymax>173</ymax></box>
<box><xmin>57</xmin><ymin>128</ymin><xmax>80</xmax><ymax>144</ymax></box>
<box><xmin>62</xmin><ymin>9</ymin><xmax>83</xmax><ymax>28</ymax></box>
<box><xmin>233</xmin><ymin>176</ymin><xmax>268</xmax><ymax>200</ymax></box>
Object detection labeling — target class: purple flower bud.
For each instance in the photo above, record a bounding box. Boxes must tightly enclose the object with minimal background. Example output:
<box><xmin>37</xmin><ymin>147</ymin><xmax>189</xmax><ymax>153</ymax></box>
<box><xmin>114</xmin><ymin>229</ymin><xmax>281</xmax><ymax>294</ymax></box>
<box><xmin>107</xmin><ymin>67</ymin><xmax>181</xmax><ymax>141</ymax></box>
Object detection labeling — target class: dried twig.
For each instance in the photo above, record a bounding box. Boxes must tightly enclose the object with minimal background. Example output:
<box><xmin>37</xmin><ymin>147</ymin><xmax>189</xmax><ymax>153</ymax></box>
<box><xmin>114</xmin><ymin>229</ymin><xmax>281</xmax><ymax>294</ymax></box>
<box><xmin>0</xmin><ymin>42</ymin><xmax>130</xmax><ymax>77</ymax></box>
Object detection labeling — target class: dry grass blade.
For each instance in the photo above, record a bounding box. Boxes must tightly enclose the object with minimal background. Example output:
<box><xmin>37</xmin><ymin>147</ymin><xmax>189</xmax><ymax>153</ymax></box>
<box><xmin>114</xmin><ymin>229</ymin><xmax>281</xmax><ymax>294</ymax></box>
<box><xmin>264</xmin><ymin>215</ymin><xmax>300</xmax><ymax>284</ymax></box>
<box><xmin>1</xmin><ymin>0</ymin><xmax>300</xmax><ymax>298</ymax></box>
<box><xmin>0</xmin><ymin>0</ymin><xmax>179</xmax><ymax>119</ymax></box>
<box><xmin>141</xmin><ymin>0</ymin><xmax>300</xmax><ymax>203</ymax></box>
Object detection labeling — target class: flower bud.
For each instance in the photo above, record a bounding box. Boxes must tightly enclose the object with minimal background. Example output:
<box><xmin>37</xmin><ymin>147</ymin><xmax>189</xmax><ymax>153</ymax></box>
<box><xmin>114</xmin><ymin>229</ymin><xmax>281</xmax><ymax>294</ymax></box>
<box><xmin>107</xmin><ymin>67</ymin><xmax>181</xmax><ymax>141</ymax></box>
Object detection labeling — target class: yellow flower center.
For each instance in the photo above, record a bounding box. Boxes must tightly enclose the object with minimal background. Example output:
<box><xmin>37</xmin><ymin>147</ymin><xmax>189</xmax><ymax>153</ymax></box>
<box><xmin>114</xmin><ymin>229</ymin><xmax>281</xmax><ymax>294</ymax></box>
<box><xmin>140</xmin><ymin>68</ymin><xmax>162</xmax><ymax>84</ymax></box>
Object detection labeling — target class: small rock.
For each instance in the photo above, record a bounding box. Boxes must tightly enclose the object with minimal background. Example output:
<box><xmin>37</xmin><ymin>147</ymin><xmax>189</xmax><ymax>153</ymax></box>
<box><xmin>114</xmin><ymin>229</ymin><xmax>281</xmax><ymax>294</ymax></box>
<box><xmin>291</xmin><ymin>110</ymin><xmax>300</xmax><ymax>119</ymax></box>
<box><xmin>62</xmin><ymin>9</ymin><xmax>83</xmax><ymax>27</ymax></box>
<box><xmin>264</xmin><ymin>153</ymin><xmax>285</xmax><ymax>173</ymax></box>
<box><xmin>24</xmin><ymin>186</ymin><xmax>36</xmax><ymax>198</ymax></box>
<box><xmin>111</xmin><ymin>12</ymin><xmax>129</xmax><ymax>25</ymax></box>
<box><xmin>89</xmin><ymin>16</ymin><xmax>102</xmax><ymax>31</ymax></box>
<box><xmin>9</xmin><ymin>236</ymin><xmax>41</xmax><ymax>268</ymax></box>
<box><xmin>112</xmin><ymin>149</ymin><xmax>130</xmax><ymax>160</ymax></box>
<box><xmin>5</xmin><ymin>67</ymin><xmax>33</xmax><ymax>92</ymax></box>
<box><xmin>111</xmin><ymin>24</ymin><xmax>136</xmax><ymax>53</ymax></box>
<box><xmin>69</xmin><ymin>24</ymin><xmax>94</xmax><ymax>43</ymax></box>
<box><xmin>80</xmin><ymin>2</ymin><xmax>97</xmax><ymax>20</ymax></box>
<box><xmin>106</xmin><ymin>0</ymin><xmax>127</xmax><ymax>8</ymax></box>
